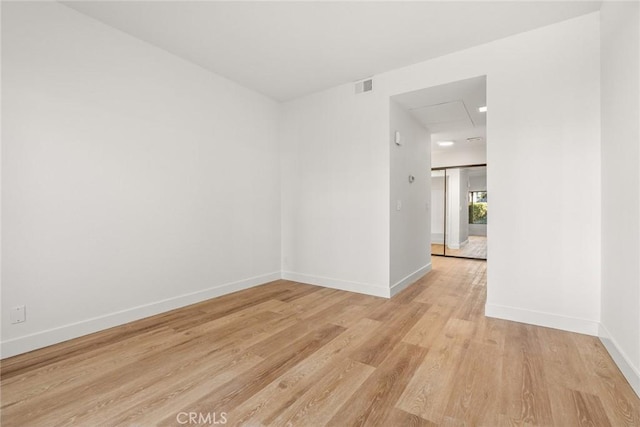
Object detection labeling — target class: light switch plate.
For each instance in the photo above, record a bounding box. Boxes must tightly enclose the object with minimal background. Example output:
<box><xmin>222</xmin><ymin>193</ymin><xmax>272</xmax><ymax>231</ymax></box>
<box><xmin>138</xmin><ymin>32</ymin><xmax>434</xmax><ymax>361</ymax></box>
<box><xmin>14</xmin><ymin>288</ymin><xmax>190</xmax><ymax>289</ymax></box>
<box><xmin>10</xmin><ymin>305</ymin><xmax>26</xmax><ymax>324</ymax></box>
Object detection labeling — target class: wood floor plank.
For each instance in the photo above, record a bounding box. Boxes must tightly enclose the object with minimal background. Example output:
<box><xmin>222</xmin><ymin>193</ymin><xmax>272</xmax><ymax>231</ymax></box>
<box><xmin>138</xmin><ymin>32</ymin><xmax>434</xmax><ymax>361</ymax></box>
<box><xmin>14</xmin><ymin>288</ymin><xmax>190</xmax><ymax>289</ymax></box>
<box><xmin>105</xmin><ymin>350</ymin><xmax>263</xmax><ymax>427</ymax></box>
<box><xmin>245</xmin><ymin>317</ymin><xmax>325</xmax><ymax>360</ymax></box>
<box><xmin>268</xmin><ymin>287</ymin><xmax>342</xmax><ymax>318</ymax></box>
<box><xmin>442</xmin><ymin>339</ymin><xmax>502</xmax><ymax>426</ymax></box>
<box><xmin>0</xmin><ymin>307</ymin><xmax>194</xmax><ymax>379</ymax></box>
<box><xmin>402</xmin><ymin>302</ymin><xmax>455</xmax><ymax>348</ymax></box>
<box><xmin>2</xmin><ymin>310</ymin><xmax>280</xmax><ymax>426</ymax></box>
<box><xmin>323</xmin><ymin>303</ymin><xmax>370</xmax><ymax>328</ymax></box>
<box><xmin>392</xmin><ymin>279</ymin><xmax>430</xmax><ymax>305</ymax></box>
<box><xmin>156</xmin><ymin>323</ymin><xmax>346</xmax><ymax>424</ymax></box>
<box><xmin>100</xmin><ymin>314</ymin><xmax>316</xmax><ymax>426</ymax></box>
<box><xmin>179</xmin><ymin>303</ymin><xmax>287</xmax><ymax>337</ymax></box>
<box><xmin>327</xmin><ymin>342</ymin><xmax>429</xmax><ymax>426</ymax></box>
<box><xmin>379</xmin><ymin>408</ymin><xmax>438</xmax><ymax>427</ymax></box>
<box><xmin>537</xmin><ymin>326</ymin><xmax>594</xmax><ymax>393</ymax></box>
<box><xmin>268</xmin><ymin>358</ymin><xmax>374</xmax><ymax>426</ymax></box>
<box><xmin>2</xmin><ymin>257</ymin><xmax>638</xmax><ymax>426</ymax></box>
<box><xmin>66</xmin><ymin>350</ymin><xmax>264</xmax><ymax>427</ymax></box>
<box><xmin>168</xmin><ymin>296</ymin><xmax>289</xmax><ymax>332</ymax></box>
<box><xmin>228</xmin><ymin>317</ymin><xmax>380</xmax><ymax>425</ymax></box>
<box><xmin>498</xmin><ymin>322</ymin><xmax>554</xmax><ymax>426</ymax></box>
<box><xmin>272</xmin><ymin>282</ymin><xmax>322</xmax><ymax>302</ymax></box>
<box><xmin>570</xmin><ymin>389</ymin><xmax>613</xmax><ymax>427</ymax></box>
<box><xmin>0</xmin><ymin>327</ymin><xmax>187</xmax><ymax>407</ymax></box>
<box><xmin>471</xmin><ymin>315</ymin><xmax>508</xmax><ymax>348</ymax></box>
<box><xmin>396</xmin><ymin>332</ymin><xmax>471</xmax><ymax>423</ymax></box>
<box><xmin>572</xmin><ymin>332</ymin><xmax>640</xmax><ymax>426</ymax></box>
<box><xmin>350</xmin><ymin>302</ymin><xmax>430</xmax><ymax>367</ymax></box>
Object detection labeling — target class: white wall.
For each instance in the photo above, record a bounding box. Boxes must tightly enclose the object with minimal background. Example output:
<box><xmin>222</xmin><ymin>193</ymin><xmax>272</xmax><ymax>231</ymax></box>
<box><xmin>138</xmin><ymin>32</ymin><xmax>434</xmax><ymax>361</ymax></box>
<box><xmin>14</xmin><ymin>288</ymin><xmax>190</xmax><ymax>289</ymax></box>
<box><xmin>479</xmin><ymin>13</ymin><xmax>601</xmax><ymax>334</ymax></box>
<box><xmin>281</xmin><ymin>12</ymin><xmax>601</xmax><ymax>334</ymax></box>
<box><xmin>389</xmin><ymin>100</ymin><xmax>431</xmax><ymax>293</ymax></box>
<box><xmin>600</xmin><ymin>1</ymin><xmax>640</xmax><ymax>396</ymax></box>
<box><xmin>432</xmin><ymin>145</ymin><xmax>487</xmax><ymax>168</ymax></box>
<box><xmin>279</xmin><ymin>83</ymin><xmax>390</xmax><ymax>296</ymax></box>
<box><xmin>1</xmin><ymin>2</ymin><xmax>281</xmax><ymax>357</ymax></box>
<box><xmin>469</xmin><ymin>174</ymin><xmax>487</xmax><ymax>192</ymax></box>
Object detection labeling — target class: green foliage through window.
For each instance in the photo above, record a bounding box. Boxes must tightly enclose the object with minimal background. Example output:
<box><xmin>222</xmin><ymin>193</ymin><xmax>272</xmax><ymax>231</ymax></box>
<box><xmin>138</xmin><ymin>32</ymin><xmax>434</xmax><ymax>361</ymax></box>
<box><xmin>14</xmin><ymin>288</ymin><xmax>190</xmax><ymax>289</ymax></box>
<box><xmin>469</xmin><ymin>191</ymin><xmax>487</xmax><ymax>224</ymax></box>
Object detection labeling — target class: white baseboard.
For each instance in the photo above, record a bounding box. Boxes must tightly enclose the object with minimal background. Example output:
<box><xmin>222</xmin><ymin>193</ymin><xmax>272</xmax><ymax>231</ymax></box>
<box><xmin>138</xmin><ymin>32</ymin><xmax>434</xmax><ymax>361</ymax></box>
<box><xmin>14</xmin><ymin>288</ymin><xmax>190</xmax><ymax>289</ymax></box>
<box><xmin>281</xmin><ymin>271</ymin><xmax>389</xmax><ymax>298</ymax></box>
<box><xmin>390</xmin><ymin>263</ymin><xmax>432</xmax><ymax>297</ymax></box>
<box><xmin>0</xmin><ymin>271</ymin><xmax>281</xmax><ymax>359</ymax></box>
<box><xmin>599</xmin><ymin>323</ymin><xmax>640</xmax><ymax>398</ymax></box>
<box><xmin>447</xmin><ymin>239</ymin><xmax>468</xmax><ymax>250</ymax></box>
<box><xmin>485</xmin><ymin>303</ymin><xmax>600</xmax><ymax>336</ymax></box>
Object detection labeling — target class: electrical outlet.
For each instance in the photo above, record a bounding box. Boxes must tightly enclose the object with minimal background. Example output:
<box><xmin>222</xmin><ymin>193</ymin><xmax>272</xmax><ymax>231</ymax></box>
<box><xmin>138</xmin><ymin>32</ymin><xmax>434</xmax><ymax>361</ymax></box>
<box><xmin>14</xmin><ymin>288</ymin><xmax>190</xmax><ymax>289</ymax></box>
<box><xmin>10</xmin><ymin>305</ymin><xmax>26</xmax><ymax>324</ymax></box>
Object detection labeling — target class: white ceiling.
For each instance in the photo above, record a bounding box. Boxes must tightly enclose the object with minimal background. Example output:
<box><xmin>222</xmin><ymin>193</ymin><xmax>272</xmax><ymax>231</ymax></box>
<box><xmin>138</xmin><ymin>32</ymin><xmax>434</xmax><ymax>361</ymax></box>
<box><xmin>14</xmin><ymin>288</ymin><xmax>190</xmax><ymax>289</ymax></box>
<box><xmin>62</xmin><ymin>1</ymin><xmax>601</xmax><ymax>102</ymax></box>
<box><xmin>393</xmin><ymin>75</ymin><xmax>487</xmax><ymax>153</ymax></box>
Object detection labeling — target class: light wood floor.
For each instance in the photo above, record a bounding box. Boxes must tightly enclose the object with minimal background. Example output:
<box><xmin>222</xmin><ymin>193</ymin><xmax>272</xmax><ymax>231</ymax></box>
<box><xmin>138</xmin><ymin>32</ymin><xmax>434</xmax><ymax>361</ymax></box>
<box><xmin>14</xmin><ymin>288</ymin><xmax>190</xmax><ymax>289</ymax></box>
<box><xmin>2</xmin><ymin>257</ymin><xmax>639</xmax><ymax>426</ymax></box>
<box><xmin>432</xmin><ymin>235</ymin><xmax>487</xmax><ymax>259</ymax></box>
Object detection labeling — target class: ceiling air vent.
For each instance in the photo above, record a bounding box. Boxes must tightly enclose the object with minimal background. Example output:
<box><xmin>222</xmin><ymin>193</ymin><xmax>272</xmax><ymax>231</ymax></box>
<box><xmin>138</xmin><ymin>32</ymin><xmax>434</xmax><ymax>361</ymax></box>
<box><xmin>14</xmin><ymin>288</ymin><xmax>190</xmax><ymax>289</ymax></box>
<box><xmin>355</xmin><ymin>78</ymin><xmax>373</xmax><ymax>94</ymax></box>
<box><xmin>466</xmin><ymin>137</ymin><xmax>484</xmax><ymax>143</ymax></box>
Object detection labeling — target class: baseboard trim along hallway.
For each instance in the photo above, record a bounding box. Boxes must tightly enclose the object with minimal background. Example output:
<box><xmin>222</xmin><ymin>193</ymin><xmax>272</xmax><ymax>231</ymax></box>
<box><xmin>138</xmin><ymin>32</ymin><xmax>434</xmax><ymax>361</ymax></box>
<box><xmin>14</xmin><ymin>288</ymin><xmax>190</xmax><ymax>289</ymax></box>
<box><xmin>485</xmin><ymin>303</ymin><xmax>600</xmax><ymax>336</ymax></box>
<box><xmin>599</xmin><ymin>323</ymin><xmax>640</xmax><ymax>397</ymax></box>
<box><xmin>281</xmin><ymin>271</ymin><xmax>390</xmax><ymax>298</ymax></box>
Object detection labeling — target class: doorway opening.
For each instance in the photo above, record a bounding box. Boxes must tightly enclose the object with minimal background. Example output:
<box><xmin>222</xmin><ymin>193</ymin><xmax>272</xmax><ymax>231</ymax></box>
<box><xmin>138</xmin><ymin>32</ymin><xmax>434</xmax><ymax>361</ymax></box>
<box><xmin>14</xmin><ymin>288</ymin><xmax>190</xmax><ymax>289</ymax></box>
<box><xmin>391</xmin><ymin>75</ymin><xmax>487</xmax><ymax>261</ymax></box>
